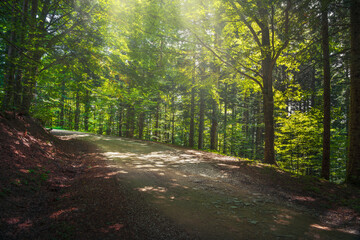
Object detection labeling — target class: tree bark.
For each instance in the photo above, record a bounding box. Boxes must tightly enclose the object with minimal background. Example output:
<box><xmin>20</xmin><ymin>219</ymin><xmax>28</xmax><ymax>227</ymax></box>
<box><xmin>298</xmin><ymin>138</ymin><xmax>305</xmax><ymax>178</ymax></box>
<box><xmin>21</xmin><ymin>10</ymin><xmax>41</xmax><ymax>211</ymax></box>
<box><xmin>106</xmin><ymin>107</ymin><xmax>114</xmax><ymax>135</ymax></box>
<box><xmin>138</xmin><ymin>111</ymin><xmax>145</xmax><ymax>139</ymax></box>
<box><xmin>261</xmin><ymin>16</ymin><xmax>277</xmax><ymax>165</ymax></box>
<box><xmin>198</xmin><ymin>88</ymin><xmax>205</xmax><ymax>149</ymax></box>
<box><xmin>347</xmin><ymin>0</ymin><xmax>360</xmax><ymax>186</ymax></box>
<box><xmin>21</xmin><ymin>0</ymin><xmax>39</xmax><ymax>115</ymax></box>
<box><xmin>154</xmin><ymin>100</ymin><xmax>160</xmax><ymax>141</ymax></box>
<box><xmin>125</xmin><ymin>105</ymin><xmax>135</xmax><ymax>138</ymax></box>
<box><xmin>223</xmin><ymin>82</ymin><xmax>228</xmax><ymax>154</ymax></box>
<box><xmin>74</xmin><ymin>88</ymin><xmax>80</xmax><ymax>130</ymax></box>
<box><xmin>59</xmin><ymin>79</ymin><xmax>65</xmax><ymax>128</ymax></box>
<box><xmin>84</xmin><ymin>90</ymin><xmax>90</xmax><ymax>131</ymax></box>
<box><xmin>210</xmin><ymin>99</ymin><xmax>218</xmax><ymax>150</ymax></box>
<box><xmin>255</xmin><ymin>94</ymin><xmax>263</xmax><ymax>160</ymax></box>
<box><xmin>189</xmin><ymin>82</ymin><xmax>196</xmax><ymax>147</ymax></box>
<box><xmin>321</xmin><ymin>1</ymin><xmax>331</xmax><ymax>180</ymax></box>
<box><xmin>13</xmin><ymin>0</ymin><xmax>29</xmax><ymax>111</ymax></box>
<box><xmin>171</xmin><ymin>96</ymin><xmax>176</xmax><ymax>144</ymax></box>
<box><xmin>2</xmin><ymin>13</ymin><xmax>16</xmax><ymax>111</ymax></box>
<box><xmin>118</xmin><ymin>103</ymin><xmax>123</xmax><ymax>137</ymax></box>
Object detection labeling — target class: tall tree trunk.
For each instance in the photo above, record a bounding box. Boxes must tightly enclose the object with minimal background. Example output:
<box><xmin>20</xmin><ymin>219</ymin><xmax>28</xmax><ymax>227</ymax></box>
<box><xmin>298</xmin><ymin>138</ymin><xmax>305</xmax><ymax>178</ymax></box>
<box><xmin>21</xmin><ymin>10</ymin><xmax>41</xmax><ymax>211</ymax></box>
<box><xmin>154</xmin><ymin>100</ymin><xmax>160</xmax><ymax>141</ymax></box>
<box><xmin>163</xmin><ymin>104</ymin><xmax>168</xmax><ymax>142</ymax></box>
<box><xmin>2</xmin><ymin>3</ymin><xmax>17</xmax><ymax>111</ymax></box>
<box><xmin>210</xmin><ymin>99</ymin><xmax>218</xmax><ymax>150</ymax></box>
<box><xmin>311</xmin><ymin>67</ymin><xmax>316</xmax><ymax>108</ymax></box>
<box><xmin>223</xmin><ymin>82</ymin><xmax>228</xmax><ymax>154</ymax></box>
<box><xmin>321</xmin><ymin>1</ymin><xmax>331</xmax><ymax>180</ymax></box>
<box><xmin>21</xmin><ymin>0</ymin><xmax>39</xmax><ymax>115</ymax></box>
<box><xmin>59</xmin><ymin>79</ymin><xmax>65</xmax><ymax>128</ymax></box>
<box><xmin>198</xmin><ymin>88</ymin><xmax>205</xmax><ymax>149</ymax></box>
<box><xmin>189</xmin><ymin>82</ymin><xmax>196</xmax><ymax>147</ymax></box>
<box><xmin>84</xmin><ymin>90</ymin><xmax>90</xmax><ymax>131</ymax></box>
<box><xmin>138</xmin><ymin>111</ymin><xmax>145</xmax><ymax>139</ymax></box>
<box><xmin>106</xmin><ymin>107</ymin><xmax>114</xmax><ymax>135</ymax></box>
<box><xmin>118</xmin><ymin>103</ymin><xmax>123</xmax><ymax>137</ymax></box>
<box><xmin>74</xmin><ymin>88</ymin><xmax>80</xmax><ymax>130</ymax></box>
<box><xmin>347</xmin><ymin>0</ymin><xmax>360</xmax><ymax>186</ymax></box>
<box><xmin>230</xmin><ymin>84</ymin><xmax>237</xmax><ymax>156</ymax></box>
<box><xmin>14</xmin><ymin>69</ymin><xmax>23</xmax><ymax>111</ymax></box>
<box><xmin>171</xmin><ymin>96</ymin><xmax>176</xmax><ymax>144</ymax></box>
<box><xmin>13</xmin><ymin>0</ymin><xmax>29</xmax><ymax>111</ymax></box>
<box><xmin>243</xmin><ymin>92</ymin><xmax>249</xmax><ymax>137</ymax></box>
<box><xmin>230</xmin><ymin>104</ymin><xmax>236</xmax><ymax>156</ymax></box>
<box><xmin>261</xmin><ymin>23</ymin><xmax>276</xmax><ymax>165</ymax></box>
<box><xmin>125</xmin><ymin>105</ymin><xmax>135</xmax><ymax>138</ymax></box>
<box><xmin>255</xmin><ymin>95</ymin><xmax>263</xmax><ymax>160</ymax></box>
<box><xmin>171</xmin><ymin>110</ymin><xmax>175</xmax><ymax>144</ymax></box>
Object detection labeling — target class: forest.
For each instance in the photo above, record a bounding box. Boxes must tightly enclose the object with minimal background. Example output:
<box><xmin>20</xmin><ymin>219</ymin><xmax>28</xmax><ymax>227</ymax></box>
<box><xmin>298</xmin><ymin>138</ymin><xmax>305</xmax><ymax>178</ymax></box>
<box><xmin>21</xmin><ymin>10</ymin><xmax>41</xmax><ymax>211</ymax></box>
<box><xmin>0</xmin><ymin>0</ymin><xmax>359</xmax><ymax>186</ymax></box>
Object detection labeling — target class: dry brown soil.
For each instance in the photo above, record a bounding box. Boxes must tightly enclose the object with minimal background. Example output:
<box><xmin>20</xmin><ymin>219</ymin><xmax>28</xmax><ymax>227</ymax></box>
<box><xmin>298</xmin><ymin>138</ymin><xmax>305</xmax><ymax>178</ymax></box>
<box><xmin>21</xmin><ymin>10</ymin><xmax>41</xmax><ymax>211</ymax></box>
<box><xmin>1</xmin><ymin>114</ymin><xmax>359</xmax><ymax>239</ymax></box>
<box><xmin>52</xmin><ymin>130</ymin><xmax>360</xmax><ymax>240</ymax></box>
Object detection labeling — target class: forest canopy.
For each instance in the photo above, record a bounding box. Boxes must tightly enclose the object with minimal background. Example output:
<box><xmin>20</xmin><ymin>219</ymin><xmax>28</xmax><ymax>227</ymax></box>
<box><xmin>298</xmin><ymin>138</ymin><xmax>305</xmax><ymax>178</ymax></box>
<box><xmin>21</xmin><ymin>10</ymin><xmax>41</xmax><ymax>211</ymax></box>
<box><xmin>1</xmin><ymin>0</ymin><xmax>359</xmax><ymax>185</ymax></box>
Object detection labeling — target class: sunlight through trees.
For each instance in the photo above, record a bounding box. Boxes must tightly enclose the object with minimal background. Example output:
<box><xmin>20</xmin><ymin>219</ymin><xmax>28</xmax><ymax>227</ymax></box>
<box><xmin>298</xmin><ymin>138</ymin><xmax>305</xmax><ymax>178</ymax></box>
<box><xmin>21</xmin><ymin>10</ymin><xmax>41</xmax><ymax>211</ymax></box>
<box><xmin>0</xmin><ymin>0</ymin><xmax>358</xmax><ymax>185</ymax></box>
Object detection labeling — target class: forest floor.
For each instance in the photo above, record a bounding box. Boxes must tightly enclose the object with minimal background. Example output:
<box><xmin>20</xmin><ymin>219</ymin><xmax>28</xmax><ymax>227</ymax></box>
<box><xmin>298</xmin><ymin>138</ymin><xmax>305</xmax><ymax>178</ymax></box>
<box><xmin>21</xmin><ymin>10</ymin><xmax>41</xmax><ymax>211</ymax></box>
<box><xmin>1</xmin><ymin>113</ymin><xmax>360</xmax><ymax>239</ymax></box>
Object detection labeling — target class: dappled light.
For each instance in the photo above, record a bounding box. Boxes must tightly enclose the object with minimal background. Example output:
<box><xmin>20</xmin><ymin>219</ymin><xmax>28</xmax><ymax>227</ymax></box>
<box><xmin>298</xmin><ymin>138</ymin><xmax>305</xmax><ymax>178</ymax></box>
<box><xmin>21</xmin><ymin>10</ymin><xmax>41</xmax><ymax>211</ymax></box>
<box><xmin>136</xmin><ymin>186</ymin><xmax>167</xmax><ymax>193</ymax></box>
<box><xmin>311</xmin><ymin>224</ymin><xmax>332</xmax><ymax>231</ymax></box>
<box><xmin>50</xmin><ymin>208</ymin><xmax>79</xmax><ymax>219</ymax></box>
<box><xmin>1</xmin><ymin>112</ymin><xmax>359</xmax><ymax>239</ymax></box>
<box><xmin>104</xmin><ymin>151</ymin><xmax>137</xmax><ymax>159</ymax></box>
<box><xmin>4</xmin><ymin>217</ymin><xmax>33</xmax><ymax>230</ymax></box>
<box><xmin>100</xmin><ymin>223</ymin><xmax>124</xmax><ymax>233</ymax></box>
<box><xmin>292</xmin><ymin>195</ymin><xmax>316</xmax><ymax>202</ymax></box>
<box><xmin>273</xmin><ymin>212</ymin><xmax>294</xmax><ymax>225</ymax></box>
<box><xmin>84</xmin><ymin>133</ymin><xmax>359</xmax><ymax>239</ymax></box>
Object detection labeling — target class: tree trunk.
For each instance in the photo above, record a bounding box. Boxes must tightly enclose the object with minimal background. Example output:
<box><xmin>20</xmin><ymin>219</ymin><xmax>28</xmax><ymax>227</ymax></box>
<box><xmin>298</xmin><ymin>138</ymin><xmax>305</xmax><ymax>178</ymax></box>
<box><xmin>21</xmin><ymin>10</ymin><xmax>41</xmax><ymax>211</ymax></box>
<box><xmin>74</xmin><ymin>88</ymin><xmax>80</xmax><ymax>130</ymax></box>
<box><xmin>223</xmin><ymin>82</ymin><xmax>228</xmax><ymax>154</ymax></box>
<box><xmin>118</xmin><ymin>103</ymin><xmax>123</xmax><ymax>137</ymax></box>
<box><xmin>154</xmin><ymin>100</ymin><xmax>160</xmax><ymax>141</ymax></box>
<box><xmin>84</xmin><ymin>90</ymin><xmax>90</xmax><ymax>131</ymax></box>
<box><xmin>171</xmin><ymin>96</ymin><xmax>176</xmax><ymax>144</ymax></box>
<box><xmin>21</xmin><ymin>0</ymin><xmax>39</xmax><ymax>115</ymax></box>
<box><xmin>125</xmin><ymin>105</ymin><xmax>135</xmax><ymax>138</ymax></box>
<box><xmin>347</xmin><ymin>0</ymin><xmax>360</xmax><ymax>186</ymax></box>
<box><xmin>59</xmin><ymin>79</ymin><xmax>65</xmax><ymax>128</ymax></box>
<box><xmin>321</xmin><ymin>1</ymin><xmax>331</xmax><ymax>180</ymax></box>
<box><xmin>163</xmin><ymin>104</ymin><xmax>168</xmax><ymax>142</ymax></box>
<box><xmin>255</xmin><ymin>95</ymin><xmax>263</xmax><ymax>160</ymax></box>
<box><xmin>138</xmin><ymin>111</ymin><xmax>145</xmax><ymax>139</ymax></box>
<box><xmin>171</xmin><ymin>110</ymin><xmax>175</xmax><ymax>144</ymax></box>
<box><xmin>198</xmin><ymin>88</ymin><xmax>205</xmax><ymax>149</ymax></box>
<box><xmin>261</xmin><ymin>23</ymin><xmax>276</xmax><ymax>165</ymax></box>
<box><xmin>106</xmin><ymin>107</ymin><xmax>114</xmax><ymax>135</ymax></box>
<box><xmin>210</xmin><ymin>99</ymin><xmax>218</xmax><ymax>150</ymax></box>
<box><xmin>189</xmin><ymin>83</ymin><xmax>196</xmax><ymax>147</ymax></box>
<box><xmin>2</xmin><ymin>9</ymin><xmax>16</xmax><ymax>111</ymax></box>
<box><xmin>230</xmin><ymin>84</ymin><xmax>237</xmax><ymax>155</ymax></box>
<box><xmin>13</xmin><ymin>0</ymin><xmax>29</xmax><ymax>111</ymax></box>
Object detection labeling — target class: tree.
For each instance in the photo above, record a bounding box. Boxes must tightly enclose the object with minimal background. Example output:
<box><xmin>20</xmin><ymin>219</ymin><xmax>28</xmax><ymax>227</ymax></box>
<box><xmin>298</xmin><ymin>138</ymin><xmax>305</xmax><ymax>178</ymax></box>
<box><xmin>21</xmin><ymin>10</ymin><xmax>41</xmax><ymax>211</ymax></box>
<box><xmin>208</xmin><ymin>0</ymin><xmax>295</xmax><ymax>164</ymax></box>
<box><xmin>347</xmin><ymin>0</ymin><xmax>360</xmax><ymax>186</ymax></box>
<box><xmin>321</xmin><ymin>0</ymin><xmax>331</xmax><ymax>180</ymax></box>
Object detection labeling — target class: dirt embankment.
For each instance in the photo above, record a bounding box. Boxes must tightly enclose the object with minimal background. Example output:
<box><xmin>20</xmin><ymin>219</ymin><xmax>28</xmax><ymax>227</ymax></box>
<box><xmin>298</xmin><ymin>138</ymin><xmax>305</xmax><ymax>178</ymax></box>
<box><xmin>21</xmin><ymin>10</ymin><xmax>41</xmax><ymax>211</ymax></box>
<box><xmin>0</xmin><ymin>113</ymin><xmax>191</xmax><ymax>239</ymax></box>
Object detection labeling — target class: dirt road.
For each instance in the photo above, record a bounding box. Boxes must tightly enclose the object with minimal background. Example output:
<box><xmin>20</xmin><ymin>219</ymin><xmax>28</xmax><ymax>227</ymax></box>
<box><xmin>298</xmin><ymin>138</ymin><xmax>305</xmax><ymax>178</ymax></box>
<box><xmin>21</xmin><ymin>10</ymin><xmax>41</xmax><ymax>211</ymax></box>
<box><xmin>52</xmin><ymin>130</ymin><xmax>359</xmax><ymax>240</ymax></box>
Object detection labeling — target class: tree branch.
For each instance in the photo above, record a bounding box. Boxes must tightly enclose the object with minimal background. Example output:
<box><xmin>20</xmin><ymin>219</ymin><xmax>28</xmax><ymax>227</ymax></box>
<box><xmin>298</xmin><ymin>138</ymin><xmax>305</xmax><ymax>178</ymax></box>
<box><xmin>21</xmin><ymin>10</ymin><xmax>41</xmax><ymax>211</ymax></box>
<box><xmin>229</xmin><ymin>1</ymin><xmax>262</xmax><ymax>50</ymax></box>
<box><xmin>190</xmin><ymin>29</ymin><xmax>263</xmax><ymax>90</ymax></box>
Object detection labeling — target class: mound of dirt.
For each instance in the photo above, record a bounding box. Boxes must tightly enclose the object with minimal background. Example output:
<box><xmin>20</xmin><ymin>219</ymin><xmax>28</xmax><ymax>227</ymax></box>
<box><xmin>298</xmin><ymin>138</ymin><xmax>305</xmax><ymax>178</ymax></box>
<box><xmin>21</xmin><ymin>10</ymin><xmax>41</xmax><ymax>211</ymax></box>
<box><xmin>0</xmin><ymin>112</ymin><xmax>78</xmax><ymax>238</ymax></box>
<box><xmin>0</xmin><ymin>112</ymin><xmax>192</xmax><ymax>240</ymax></box>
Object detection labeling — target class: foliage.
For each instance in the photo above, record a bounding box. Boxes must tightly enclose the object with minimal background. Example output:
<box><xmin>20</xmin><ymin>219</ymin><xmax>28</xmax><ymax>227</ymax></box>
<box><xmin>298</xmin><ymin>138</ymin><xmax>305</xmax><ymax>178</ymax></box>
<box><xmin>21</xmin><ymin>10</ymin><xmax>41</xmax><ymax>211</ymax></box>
<box><xmin>0</xmin><ymin>0</ymin><xmax>355</xmax><ymax>183</ymax></box>
<box><xmin>275</xmin><ymin>110</ymin><xmax>323</xmax><ymax>176</ymax></box>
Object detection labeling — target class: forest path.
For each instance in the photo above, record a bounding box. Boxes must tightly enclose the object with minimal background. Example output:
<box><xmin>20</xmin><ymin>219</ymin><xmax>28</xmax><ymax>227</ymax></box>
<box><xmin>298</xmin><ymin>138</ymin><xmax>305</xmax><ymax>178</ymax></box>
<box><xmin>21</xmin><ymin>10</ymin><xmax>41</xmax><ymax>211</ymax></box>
<box><xmin>52</xmin><ymin>130</ymin><xmax>357</xmax><ymax>240</ymax></box>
